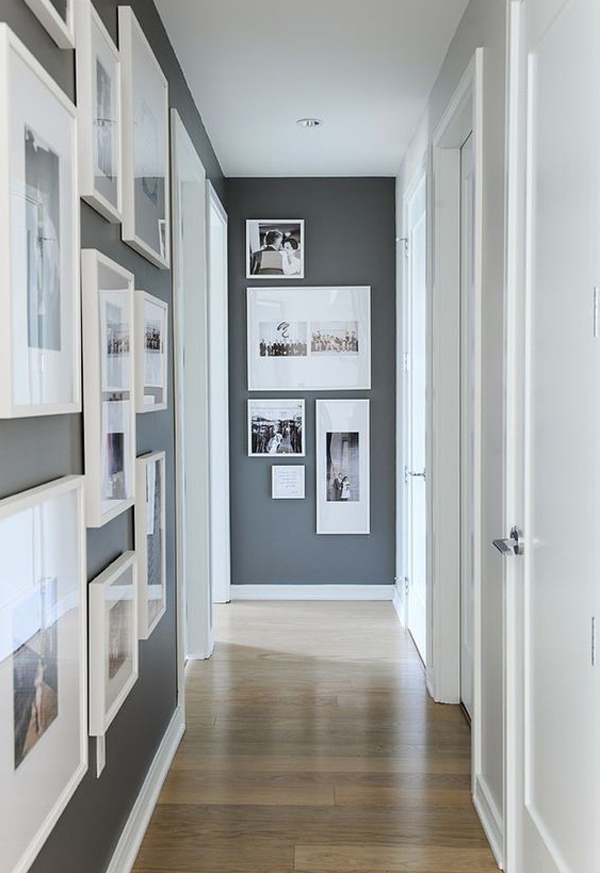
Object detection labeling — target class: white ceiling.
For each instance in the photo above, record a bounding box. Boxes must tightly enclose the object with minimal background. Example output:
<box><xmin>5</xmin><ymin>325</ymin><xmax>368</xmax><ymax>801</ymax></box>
<box><xmin>156</xmin><ymin>0</ymin><xmax>469</xmax><ymax>177</ymax></box>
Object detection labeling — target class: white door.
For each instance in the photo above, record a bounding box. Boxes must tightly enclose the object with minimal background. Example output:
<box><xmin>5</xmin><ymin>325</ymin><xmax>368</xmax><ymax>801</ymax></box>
<box><xmin>404</xmin><ymin>172</ymin><xmax>427</xmax><ymax>662</ymax></box>
<box><xmin>505</xmin><ymin>1</ymin><xmax>599</xmax><ymax>870</ymax></box>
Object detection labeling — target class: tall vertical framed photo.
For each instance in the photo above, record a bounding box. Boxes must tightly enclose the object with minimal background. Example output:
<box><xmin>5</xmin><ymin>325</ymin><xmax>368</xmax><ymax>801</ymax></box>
<box><xmin>82</xmin><ymin>249</ymin><xmax>136</xmax><ymax>528</ymax></box>
<box><xmin>135</xmin><ymin>291</ymin><xmax>168</xmax><ymax>412</ymax></box>
<box><xmin>316</xmin><ymin>399</ymin><xmax>370</xmax><ymax>535</ymax></box>
<box><xmin>119</xmin><ymin>6</ymin><xmax>170</xmax><ymax>269</ymax></box>
<box><xmin>75</xmin><ymin>0</ymin><xmax>122</xmax><ymax>223</ymax></box>
<box><xmin>22</xmin><ymin>0</ymin><xmax>75</xmax><ymax>49</ymax></box>
<box><xmin>246</xmin><ymin>220</ymin><xmax>304</xmax><ymax>279</ymax></box>
<box><xmin>0</xmin><ymin>475</ymin><xmax>87</xmax><ymax>873</ymax></box>
<box><xmin>135</xmin><ymin>452</ymin><xmax>167</xmax><ymax>639</ymax></box>
<box><xmin>0</xmin><ymin>25</ymin><xmax>80</xmax><ymax>418</ymax></box>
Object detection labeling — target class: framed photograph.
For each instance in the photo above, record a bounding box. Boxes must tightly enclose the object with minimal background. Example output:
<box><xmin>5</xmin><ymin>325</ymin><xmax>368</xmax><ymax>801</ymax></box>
<box><xmin>82</xmin><ymin>249</ymin><xmax>136</xmax><ymax>528</ymax></box>
<box><xmin>247</xmin><ymin>286</ymin><xmax>371</xmax><ymax>391</ymax></box>
<box><xmin>0</xmin><ymin>24</ymin><xmax>80</xmax><ymax>418</ymax></box>
<box><xmin>22</xmin><ymin>0</ymin><xmax>75</xmax><ymax>49</ymax></box>
<box><xmin>248</xmin><ymin>399</ymin><xmax>305</xmax><ymax>457</ymax></box>
<box><xmin>0</xmin><ymin>475</ymin><xmax>87</xmax><ymax>873</ymax></box>
<box><xmin>75</xmin><ymin>0</ymin><xmax>122</xmax><ymax>223</ymax></box>
<box><xmin>272</xmin><ymin>466</ymin><xmax>306</xmax><ymax>500</ymax></box>
<box><xmin>316</xmin><ymin>399</ymin><xmax>370</xmax><ymax>535</ymax></box>
<box><xmin>135</xmin><ymin>291</ymin><xmax>168</xmax><ymax>412</ymax></box>
<box><xmin>135</xmin><ymin>452</ymin><xmax>167</xmax><ymax>640</ymax></box>
<box><xmin>246</xmin><ymin>219</ymin><xmax>304</xmax><ymax>279</ymax></box>
<box><xmin>119</xmin><ymin>6</ymin><xmax>170</xmax><ymax>269</ymax></box>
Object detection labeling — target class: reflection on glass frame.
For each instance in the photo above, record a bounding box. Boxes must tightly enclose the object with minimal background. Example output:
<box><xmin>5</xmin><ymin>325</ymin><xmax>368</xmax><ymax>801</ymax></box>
<box><xmin>82</xmin><ymin>249</ymin><xmax>136</xmax><ymax>527</ymax></box>
<box><xmin>246</xmin><ymin>219</ymin><xmax>305</xmax><ymax>279</ymax></box>
<box><xmin>135</xmin><ymin>291</ymin><xmax>168</xmax><ymax>413</ymax></box>
<box><xmin>135</xmin><ymin>452</ymin><xmax>167</xmax><ymax>639</ymax></box>
<box><xmin>248</xmin><ymin>399</ymin><xmax>305</xmax><ymax>457</ymax></box>
<box><xmin>0</xmin><ymin>475</ymin><xmax>87</xmax><ymax>873</ymax></box>
<box><xmin>119</xmin><ymin>7</ymin><xmax>170</xmax><ymax>269</ymax></box>
<box><xmin>0</xmin><ymin>25</ymin><xmax>80</xmax><ymax>418</ymax></box>
<box><xmin>22</xmin><ymin>0</ymin><xmax>74</xmax><ymax>49</ymax></box>
<box><xmin>75</xmin><ymin>0</ymin><xmax>122</xmax><ymax>223</ymax></box>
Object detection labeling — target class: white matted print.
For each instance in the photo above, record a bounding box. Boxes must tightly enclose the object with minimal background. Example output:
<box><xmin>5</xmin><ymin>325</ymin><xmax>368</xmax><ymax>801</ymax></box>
<box><xmin>247</xmin><ymin>286</ymin><xmax>370</xmax><ymax>391</ymax></box>
<box><xmin>316</xmin><ymin>399</ymin><xmax>370</xmax><ymax>535</ymax></box>
<box><xmin>22</xmin><ymin>0</ymin><xmax>74</xmax><ymax>48</ymax></box>
<box><xmin>0</xmin><ymin>475</ymin><xmax>87</xmax><ymax>873</ymax></box>
<box><xmin>0</xmin><ymin>25</ymin><xmax>80</xmax><ymax>418</ymax></box>
<box><xmin>248</xmin><ymin>399</ymin><xmax>305</xmax><ymax>457</ymax></box>
<box><xmin>272</xmin><ymin>466</ymin><xmax>305</xmax><ymax>500</ymax></box>
<box><xmin>246</xmin><ymin>220</ymin><xmax>304</xmax><ymax>279</ymax></box>
<box><xmin>135</xmin><ymin>291</ymin><xmax>168</xmax><ymax>412</ymax></box>
<box><xmin>135</xmin><ymin>452</ymin><xmax>167</xmax><ymax>640</ymax></box>
<box><xmin>119</xmin><ymin>7</ymin><xmax>170</xmax><ymax>268</ymax></box>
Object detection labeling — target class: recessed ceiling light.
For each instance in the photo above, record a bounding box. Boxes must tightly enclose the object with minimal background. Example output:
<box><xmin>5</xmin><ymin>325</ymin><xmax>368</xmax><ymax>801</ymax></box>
<box><xmin>296</xmin><ymin>117</ymin><xmax>322</xmax><ymax>128</ymax></box>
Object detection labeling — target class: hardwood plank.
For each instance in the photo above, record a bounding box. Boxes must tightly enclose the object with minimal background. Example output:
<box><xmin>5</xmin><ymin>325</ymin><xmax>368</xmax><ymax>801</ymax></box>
<box><xmin>294</xmin><ymin>844</ymin><xmax>498</xmax><ymax>872</ymax></box>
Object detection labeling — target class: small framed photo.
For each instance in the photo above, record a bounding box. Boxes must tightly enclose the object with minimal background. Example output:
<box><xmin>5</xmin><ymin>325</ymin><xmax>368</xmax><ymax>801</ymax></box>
<box><xmin>135</xmin><ymin>291</ymin><xmax>168</xmax><ymax>412</ymax></box>
<box><xmin>22</xmin><ymin>0</ymin><xmax>75</xmax><ymax>49</ymax></box>
<box><xmin>248</xmin><ymin>399</ymin><xmax>305</xmax><ymax>457</ymax></box>
<box><xmin>246</xmin><ymin>220</ymin><xmax>304</xmax><ymax>279</ymax></box>
<box><xmin>272</xmin><ymin>465</ymin><xmax>306</xmax><ymax>500</ymax></box>
<box><xmin>119</xmin><ymin>6</ymin><xmax>170</xmax><ymax>268</ymax></box>
<box><xmin>135</xmin><ymin>452</ymin><xmax>167</xmax><ymax>640</ymax></box>
<box><xmin>75</xmin><ymin>0</ymin><xmax>122</xmax><ymax>223</ymax></box>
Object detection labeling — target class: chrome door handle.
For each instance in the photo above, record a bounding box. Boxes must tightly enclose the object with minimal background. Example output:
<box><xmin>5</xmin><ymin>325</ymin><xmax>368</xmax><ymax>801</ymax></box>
<box><xmin>492</xmin><ymin>526</ymin><xmax>524</xmax><ymax>557</ymax></box>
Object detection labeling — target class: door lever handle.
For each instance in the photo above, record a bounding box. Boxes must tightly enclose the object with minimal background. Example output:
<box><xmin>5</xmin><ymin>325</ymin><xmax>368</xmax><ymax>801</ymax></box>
<box><xmin>492</xmin><ymin>526</ymin><xmax>524</xmax><ymax>557</ymax></box>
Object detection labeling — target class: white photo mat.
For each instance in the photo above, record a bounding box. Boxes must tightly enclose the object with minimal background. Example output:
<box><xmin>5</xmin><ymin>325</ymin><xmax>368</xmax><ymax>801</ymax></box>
<box><xmin>246</xmin><ymin>219</ymin><xmax>305</xmax><ymax>279</ymax></box>
<box><xmin>135</xmin><ymin>452</ymin><xmax>167</xmax><ymax>640</ymax></box>
<box><xmin>247</xmin><ymin>398</ymin><xmax>305</xmax><ymax>457</ymax></box>
<box><xmin>22</xmin><ymin>0</ymin><xmax>74</xmax><ymax>49</ymax></box>
<box><xmin>135</xmin><ymin>290</ymin><xmax>168</xmax><ymax>412</ymax></box>
<box><xmin>272</xmin><ymin>465</ymin><xmax>306</xmax><ymax>500</ymax></box>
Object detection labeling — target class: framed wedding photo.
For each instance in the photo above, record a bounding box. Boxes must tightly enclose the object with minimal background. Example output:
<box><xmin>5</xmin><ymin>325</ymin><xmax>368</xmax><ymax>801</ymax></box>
<box><xmin>135</xmin><ymin>291</ymin><xmax>168</xmax><ymax>412</ymax></box>
<box><xmin>0</xmin><ymin>475</ymin><xmax>87</xmax><ymax>873</ymax></box>
<box><xmin>0</xmin><ymin>25</ymin><xmax>80</xmax><ymax>418</ymax></box>
<box><xmin>119</xmin><ymin>6</ymin><xmax>170</xmax><ymax>268</ymax></box>
<box><xmin>22</xmin><ymin>0</ymin><xmax>75</xmax><ymax>49</ymax></box>
<box><xmin>82</xmin><ymin>249</ymin><xmax>136</xmax><ymax>528</ymax></box>
<box><xmin>248</xmin><ymin>399</ymin><xmax>305</xmax><ymax>457</ymax></box>
<box><xmin>75</xmin><ymin>0</ymin><xmax>122</xmax><ymax>223</ymax></box>
<box><xmin>135</xmin><ymin>452</ymin><xmax>167</xmax><ymax>639</ymax></box>
<box><xmin>246</xmin><ymin>219</ymin><xmax>304</xmax><ymax>279</ymax></box>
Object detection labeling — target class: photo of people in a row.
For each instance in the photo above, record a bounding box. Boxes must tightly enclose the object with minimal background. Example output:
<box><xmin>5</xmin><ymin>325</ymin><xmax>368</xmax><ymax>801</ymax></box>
<box><xmin>311</xmin><ymin>322</ymin><xmax>359</xmax><ymax>355</ymax></box>
<box><xmin>258</xmin><ymin>321</ymin><xmax>308</xmax><ymax>357</ymax></box>
<box><xmin>258</xmin><ymin>321</ymin><xmax>359</xmax><ymax>359</ymax></box>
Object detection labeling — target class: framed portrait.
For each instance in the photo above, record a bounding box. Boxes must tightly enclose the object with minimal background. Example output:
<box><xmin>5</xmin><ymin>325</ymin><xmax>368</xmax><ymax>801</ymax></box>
<box><xmin>75</xmin><ymin>0</ymin><xmax>122</xmax><ymax>223</ymax></box>
<box><xmin>248</xmin><ymin>399</ymin><xmax>305</xmax><ymax>457</ymax></box>
<box><xmin>81</xmin><ymin>249</ymin><xmax>136</xmax><ymax>528</ymax></box>
<box><xmin>0</xmin><ymin>25</ymin><xmax>80</xmax><ymax>418</ymax></box>
<box><xmin>119</xmin><ymin>6</ymin><xmax>170</xmax><ymax>269</ymax></box>
<box><xmin>316</xmin><ymin>399</ymin><xmax>370</xmax><ymax>535</ymax></box>
<box><xmin>272</xmin><ymin>466</ymin><xmax>306</xmax><ymax>500</ymax></box>
<box><xmin>0</xmin><ymin>475</ymin><xmax>87</xmax><ymax>873</ymax></box>
<box><xmin>22</xmin><ymin>0</ymin><xmax>75</xmax><ymax>49</ymax></box>
<box><xmin>135</xmin><ymin>291</ymin><xmax>168</xmax><ymax>412</ymax></box>
<box><xmin>246</xmin><ymin>219</ymin><xmax>304</xmax><ymax>279</ymax></box>
<box><xmin>247</xmin><ymin>286</ymin><xmax>371</xmax><ymax>391</ymax></box>
<box><xmin>135</xmin><ymin>452</ymin><xmax>167</xmax><ymax>640</ymax></box>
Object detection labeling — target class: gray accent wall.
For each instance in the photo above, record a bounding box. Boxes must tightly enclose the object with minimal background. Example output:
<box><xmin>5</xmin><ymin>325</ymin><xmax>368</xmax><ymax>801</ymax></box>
<box><xmin>227</xmin><ymin>178</ymin><xmax>396</xmax><ymax>586</ymax></box>
<box><xmin>0</xmin><ymin>1</ymin><xmax>223</xmax><ymax>871</ymax></box>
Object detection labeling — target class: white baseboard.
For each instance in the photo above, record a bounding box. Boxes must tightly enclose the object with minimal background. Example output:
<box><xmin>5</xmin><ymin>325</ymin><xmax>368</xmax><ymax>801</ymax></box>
<box><xmin>230</xmin><ymin>584</ymin><xmax>394</xmax><ymax>601</ymax></box>
<box><xmin>106</xmin><ymin>706</ymin><xmax>185</xmax><ymax>873</ymax></box>
<box><xmin>392</xmin><ymin>581</ymin><xmax>404</xmax><ymax>624</ymax></box>
<box><xmin>425</xmin><ymin>666</ymin><xmax>436</xmax><ymax>700</ymax></box>
<box><xmin>473</xmin><ymin>774</ymin><xmax>505</xmax><ymax>870</ymax></box>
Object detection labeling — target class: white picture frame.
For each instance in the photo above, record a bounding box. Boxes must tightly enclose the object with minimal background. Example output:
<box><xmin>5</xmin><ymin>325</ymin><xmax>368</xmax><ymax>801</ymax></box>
<box><xmin>0</xmin><ymin>475</ymin><xmax>87</xmax><ymax>873</ymax></box>
<box><xmin>81</xmin><ymin>249</ymin><xmax>136</xmax><ymax>528</ymax></box>
<box><xmin>135</xmin><ymin>451</ymin><xmax>167</xmax><ymax>640</ymax></box>
<box><xmin>75</xmin><ymin>0</ymin><xmax>122</xmax><ymax>223</ymax></box>
<box><xmin>22</xmin><ymin>0</ymin><xmax>75</xmax><ymax>49</ymax></box>
<box><xmin>316</xmin><ymin>399</ymin><xmax>370</xmax><ymax>535</ymax></box>
<box><xmin>272</xmin><ymin>465</ymin><xmax>306</xmax><ymax>500</ymax></box>
<box><xmin>135</xmin><ymin>290</ymin><xmax>168</xmax><ymax>412</ymax></box>
<box><xmin>0</xmin><ymin>24</ymin><xmax>81</xmax><ymax>418</ymax></box>
<box><xmin>246</xmin><ymin>219</ymin><xmax>304</xmax><ymax>279</ymax></box>
<box><xmin>247</xmin><ymin>286</ymin><xmax>371</xmax><ymax>391</ymax></box>
<box><xmin>119</xmin><ymin>6</ymin><xmax>170</xmax><ymax>269</ymax></box>
<box><xmin>248</xmin><ymin>398</ymin><xmax>305</xmax><ymax>457</ymax></box>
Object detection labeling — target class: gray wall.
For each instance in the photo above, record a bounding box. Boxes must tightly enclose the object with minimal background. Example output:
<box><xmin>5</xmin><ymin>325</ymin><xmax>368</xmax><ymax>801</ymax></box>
<box><xmin>0</xmin><ymin>1</ymin><xmax>223</xmax><ymax>871</ymax></box>
<box><xmin>227</xmin><ymin>178</ymin><xmax>396</xmax><ymax>586</ymax></box>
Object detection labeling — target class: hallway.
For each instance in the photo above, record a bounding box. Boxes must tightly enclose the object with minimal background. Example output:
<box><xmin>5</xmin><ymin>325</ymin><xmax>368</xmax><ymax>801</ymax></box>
<box><xmin>133</xmin><ymin>603</ymin><xmax>498</xmax><ymax>872</ymax></box>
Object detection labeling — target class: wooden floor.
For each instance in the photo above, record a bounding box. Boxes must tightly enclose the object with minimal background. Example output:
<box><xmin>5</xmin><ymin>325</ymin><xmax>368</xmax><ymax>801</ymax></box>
<box><xmin>133</xmin><ymin>602</ymin><xmax>498</xmax><ymax>872</ymax></box>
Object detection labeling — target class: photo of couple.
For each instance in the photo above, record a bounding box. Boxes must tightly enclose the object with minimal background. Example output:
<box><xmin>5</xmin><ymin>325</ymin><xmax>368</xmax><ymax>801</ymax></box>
<box><xmin>247</xmin><ymin>220</ymin><xmax>304</xmax><ymax>278</ymax></box>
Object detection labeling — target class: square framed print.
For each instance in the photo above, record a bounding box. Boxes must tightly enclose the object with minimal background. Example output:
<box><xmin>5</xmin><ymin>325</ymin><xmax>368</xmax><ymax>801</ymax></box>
<box><xmin>135</xmin><ymin>291</ymin><xmax>168</xmax><ymax>412</ymax></box>
<box><xmin>82</xmin><ymin>249</ymin><xmax>136</xmax><ymax>528</ymax></box>
<box><xmin>248</xmin><ymin>399</ymin><xmax>305</xmax><ymax>456</ymax></box>
<box><xmin>247</xmin><ymin>286</ymin><xmax>370</xmax><ymax>391</ymax></box>
<box><xmin>119</xmin><ymin>6</ymin><xmax>170</xmax><ymax>269</ymax></box>
<box><xmin>22</xmin><ymin>0</ymin><xmax>75</xmax><ymax>49</ymax></box>
<box><xmin>0</xmin><ymin>475</ymin><xmax>87</xmax><ymax>873</ymax></box>
<box><xmin>246</xmin><ymin>220</ymin><xmax>304</xmax><ymax>279</ymax></box>
<box><xmin>75</xmin><ymin>0</ymin><xmax>122</xmax><ymax>223</ymax></box>
<box><xmin>0</xmin><ymin>25</ymin><xmax>80</xmax><ymax>418</ymax></box>
<box><xmin>316</xmin><ymin>399</ymin><xmax>370</xmax><ymax>535</ymax></box>
<box><xmin>135</xmin><ymin>451</ymin><xmax>167</xmax><ymax>639</ymax></box>
<box><xmin>272</xmin><ymin>466</ymin><xmax>305</xmax><ymax>500</ymax></box>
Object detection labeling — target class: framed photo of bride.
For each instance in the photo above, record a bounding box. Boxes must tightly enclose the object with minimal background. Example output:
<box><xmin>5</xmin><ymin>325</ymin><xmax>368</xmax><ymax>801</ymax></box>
<box><xmin>246</xmin><ymin>220</ymin><xmax>304</xmax><ymax>279</ymax></box>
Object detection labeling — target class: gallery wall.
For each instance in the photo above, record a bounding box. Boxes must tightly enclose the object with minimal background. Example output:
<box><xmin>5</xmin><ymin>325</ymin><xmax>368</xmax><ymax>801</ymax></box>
<box><xmin>227</xmin><ymin>177</ymin><xmax>396</xmax><ymax>586</ymax></box>
<box><xmin>0</xmin><ymin>1</ymin><xmax>224</xmax><ymax>870</ymax></box>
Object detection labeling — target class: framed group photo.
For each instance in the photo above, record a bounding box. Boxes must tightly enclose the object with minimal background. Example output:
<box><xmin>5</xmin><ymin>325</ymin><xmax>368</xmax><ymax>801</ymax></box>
<box><xmin>246</xmin><ymin>219</ymin><xmax>304</xmax><ymax>279</ymax></box>
<box><xmin>135</xmin><ymin>452</ymin><xmax>167</xmax><ymax>640</ymax></box>
<box><xmin>248</xmin><ymin>399</ymin><xmax>305</xmax><ymax>457</ymax></box>
<box><xmin>135</xmin><ymin>291</ymin><xmax>168</xmax><ymax>412</ymax></box>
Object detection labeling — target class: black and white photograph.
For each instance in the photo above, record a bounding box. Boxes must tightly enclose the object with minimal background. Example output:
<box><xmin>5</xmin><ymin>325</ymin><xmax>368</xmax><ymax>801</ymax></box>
<box><xmin>258</xmin><ymin>322</ymin><xmax>308</xmax><ymax>358</ymax></box>
<box><xmin>248</xmin><ymin>399</ymin><xmax>305</xmax><ymax>457</ymax></box>
<box><xmin>311</xmin><ymin>322</ymin><xmax>359</xmax><ymax>355</ymax></box>
<box><xmin>107</xmin><ymin>597</ymin><xmax>131</xmax><ymax>680</ymax></box>
<box><xmin>146</xmin><ymin>459</ymin><xmax>163</xmax><ymax>627</ymax></box>
<box><xmin>95</xmin><ymin>57</ymin><xmax>114</xmax><ymax>180</ymax></box>
<box><xmin>105</xmin><ymin>429</ymin><xmax>126</xmax><ymax>501</ymax></box>
<box><xmin>247</xmin><ymin>220</ymin><xmax>304</xmax><ymax>278</ymax></box>
<box><xmin>326</xmin><ymin>432</ymin><xmax>360</xmax><ymax>502</ymax></box>
<box><xmin>135</xmin><ymin>452</ymin><xmax>166</xmax><ymax>639</ymax></box>
<box><xmin>105</xmin><ymin>304</ymin><xmax>130</xmax><ymax>391</ymax></box>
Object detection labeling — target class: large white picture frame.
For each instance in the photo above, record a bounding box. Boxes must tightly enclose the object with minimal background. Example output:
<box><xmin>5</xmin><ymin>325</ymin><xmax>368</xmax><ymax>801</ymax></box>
<box><xmin>0</xmin><ymin>475</ymin><xmax>87</xmax><ymax>873</ymax></box>
<box><xmin>247</xmin><ymin>286</ymin><xmax>371</xmax><ymax>391</ymax></box>
<box><xmin>135</xmin><ymin>290</ymin><xmax>168</xmax><ymax>412</ymax></box>
<box><xmin>22</xmin><ymin>0</ymin><xmax>75</xmax><ymax>49</ymax></box>
<box><xmin>119</xmin><ymin>6</ymin><xmax>170</xmax><ymax>269</ymax></box>
<box><xmin>82</xmin><ymin>249</ymin><xmax>136</xmax><ymax>528</ymax></box>
<box><xmin>246</xmin><ymin>219</ymin><xmax>304</xmax><ymax>279</ymax></box>
<box><xmin>135</xmin><ymin>451</ymin><xmax>167</xmax><ymax>639</ymax></box>
<box><xmin>0</xmin><ymin>24</ymin><xmax>80</xmax><ymax>418</ymax></box>
<box><xmin>316</xmin><ymin>399</ymin><xmax>370</xmax><ymax>535</ymax></box>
